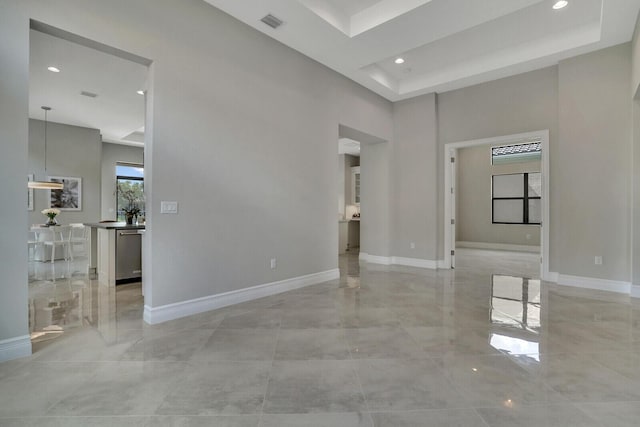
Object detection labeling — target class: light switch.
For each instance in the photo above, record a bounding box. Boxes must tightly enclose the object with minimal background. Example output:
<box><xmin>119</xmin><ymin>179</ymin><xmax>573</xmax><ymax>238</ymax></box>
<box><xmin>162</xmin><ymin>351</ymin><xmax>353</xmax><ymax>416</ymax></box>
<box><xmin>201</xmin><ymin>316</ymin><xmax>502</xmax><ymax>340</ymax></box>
<box><xmin>161</xmin><ymin>201</ymin><xmax>178</xmax><ymax>214</ymax></box>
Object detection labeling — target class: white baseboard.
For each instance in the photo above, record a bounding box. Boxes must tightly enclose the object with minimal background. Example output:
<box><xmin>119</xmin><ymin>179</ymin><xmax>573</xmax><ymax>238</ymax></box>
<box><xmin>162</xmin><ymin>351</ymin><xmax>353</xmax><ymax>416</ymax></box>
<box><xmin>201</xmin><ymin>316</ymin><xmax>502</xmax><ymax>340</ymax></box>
<box><xmin>630</xmin><ymin>285</ymin><xmax>640</xmax><ymax>298</ymax></box>
<box><xmin>556</xmin><ymin>274</ymin><xmax>631</xmax><ymax>295</ymax></box>
<box><xmin>143</xmin><ymin>268</ymin><xmax>339</xmax><ymax>325</ymax></box>
<box><xmin>544</xmin><ymin>271</ymin><xmax>559</xmax><ymax>282</ymax></box>
<box><xmin>0</xmin><ymin>335</ymin><xmax>32</xmax><ymax>362</ymax></box>
<box><xmin>391</xmin><ymin>256</ymin><xmax>438</xmax><ymax>269</ymax></box>
<box><xmin>456</xmin><ymin>241</ymin><xmax>540</xmax><ymax>253</ymax></box>
<box><xmin>359</xmin><ymin>252</ymin><xmax>391</xmax><ymax>265</ymax></box>
<box><xmin>359</xmin><ymin>253</ymin><xmax>440</xmax><ymax>270</ymax></box>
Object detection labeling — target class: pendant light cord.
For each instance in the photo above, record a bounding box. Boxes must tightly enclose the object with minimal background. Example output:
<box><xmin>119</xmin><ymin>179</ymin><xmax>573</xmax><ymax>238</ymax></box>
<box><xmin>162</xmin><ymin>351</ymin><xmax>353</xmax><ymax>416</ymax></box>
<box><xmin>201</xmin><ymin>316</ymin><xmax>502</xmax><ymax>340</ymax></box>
<box><xmin>42</xmin><ymin>105</ymin><xmax>51</xmax><ymax>175</ymax></box>
<box><xmin>27</xmin><ymin>106</ymin><xmax>62</xmax><ymax>190</ymax></box>
<box><xmin>44</xmin><ymin>107</ymin><xmax>48</xmax><ymax>173</ymax></box>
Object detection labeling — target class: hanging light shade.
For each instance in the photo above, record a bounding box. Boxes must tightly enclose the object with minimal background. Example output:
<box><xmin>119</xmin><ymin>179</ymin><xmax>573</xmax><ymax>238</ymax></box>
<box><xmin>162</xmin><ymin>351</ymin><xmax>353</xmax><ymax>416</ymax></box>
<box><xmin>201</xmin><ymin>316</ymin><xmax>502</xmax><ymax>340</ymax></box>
<box><xmin>28</xmin><ymin>106</ymin><xmax>64</xmax><ymax>190</ymax></box>
<box><xmin>28</xmin><ymin>180</ymin><xmax>63</xmax><ymax>189</ymax></box>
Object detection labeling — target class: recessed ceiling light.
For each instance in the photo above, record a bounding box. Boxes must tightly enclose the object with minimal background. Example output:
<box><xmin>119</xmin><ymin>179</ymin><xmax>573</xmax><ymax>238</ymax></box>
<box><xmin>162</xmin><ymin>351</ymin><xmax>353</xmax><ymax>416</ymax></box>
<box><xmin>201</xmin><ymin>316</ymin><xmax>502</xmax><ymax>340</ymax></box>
<box><xmin>137</xmin><ymin>90</ymin><xmax>145</xmax><ymax>95</ymax></box>
<box><xmin>552</xmin><ymin>1</ymin><xmax>568</xmax><ymax>10</ymax></box>
<box><xmin>47</xmin><ymin>66</ymin><xmax>60</xmax><ymax>73</ymax></box>
<box><xmin>394</xmin><ymin>57</ymin><xmax>405</xmax><ymax>64</ymax></box>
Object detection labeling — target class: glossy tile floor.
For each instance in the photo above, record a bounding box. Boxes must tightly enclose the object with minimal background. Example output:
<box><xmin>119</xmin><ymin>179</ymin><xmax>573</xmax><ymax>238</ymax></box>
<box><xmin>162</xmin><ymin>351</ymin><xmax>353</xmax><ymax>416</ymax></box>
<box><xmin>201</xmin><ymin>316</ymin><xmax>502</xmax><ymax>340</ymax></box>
<box><xmin>2</xmin><ymin>248</ymin><xmax>639</xmax><ymax>426</ymax></box>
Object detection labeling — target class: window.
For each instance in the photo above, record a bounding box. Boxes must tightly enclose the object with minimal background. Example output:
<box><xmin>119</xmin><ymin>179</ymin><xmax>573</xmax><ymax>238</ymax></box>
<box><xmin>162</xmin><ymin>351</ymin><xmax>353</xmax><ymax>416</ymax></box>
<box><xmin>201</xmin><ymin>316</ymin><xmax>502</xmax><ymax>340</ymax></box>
<box><xmin>116</xmin><ymin>163</ymin><xmax>144</xmax><ymax>221</ymax></box>
<box><xmin>492</xmin><ymin>172</ymin><xmax>541</xmax><ymax>224</ymax></box>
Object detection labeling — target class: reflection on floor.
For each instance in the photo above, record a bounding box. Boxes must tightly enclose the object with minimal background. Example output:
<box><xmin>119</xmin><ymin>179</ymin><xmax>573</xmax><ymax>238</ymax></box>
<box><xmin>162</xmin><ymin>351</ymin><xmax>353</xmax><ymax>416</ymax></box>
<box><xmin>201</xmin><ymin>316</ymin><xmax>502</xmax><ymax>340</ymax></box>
<box><xmin>1</xmin><ymin>248</ymin><xmax>638</xmax><ymax>426</ymax></box>
<box><xmin>27</xmin><ymin>256</ymin><xmax>144</xmax><ymax>352</ymax></box>
<box><xmin>28</xmin><ymin>256</ymin><xmax>93</xmax><ymax>344</ymax></box>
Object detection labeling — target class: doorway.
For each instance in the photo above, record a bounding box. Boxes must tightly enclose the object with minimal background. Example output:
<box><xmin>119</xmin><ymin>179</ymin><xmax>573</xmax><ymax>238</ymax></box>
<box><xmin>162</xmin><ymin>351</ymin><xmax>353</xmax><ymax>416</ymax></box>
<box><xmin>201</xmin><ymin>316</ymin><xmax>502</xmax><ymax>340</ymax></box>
<box><xmin>27</xmin><ymin>22</ymin><xmax>151</xmax><ymax>346</ymax></box>
<box><xmin>444</xmin><ymin>130</ymin><xmax>550</xmax><ymax>280</ymax></box>
<box><xmin>338</xmin><ymin>137</ymin><xmax>361</xmax><ymax>256</ymax></box>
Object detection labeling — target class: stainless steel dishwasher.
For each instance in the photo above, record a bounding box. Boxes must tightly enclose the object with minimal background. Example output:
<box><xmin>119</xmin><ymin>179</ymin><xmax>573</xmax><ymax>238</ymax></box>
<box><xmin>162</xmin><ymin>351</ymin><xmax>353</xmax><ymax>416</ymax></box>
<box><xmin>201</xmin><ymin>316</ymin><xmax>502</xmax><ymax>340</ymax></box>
<box><xmin>116</xmin><ymin>230</ymin><xmax>142</xmax><ymax>283</ymax></box>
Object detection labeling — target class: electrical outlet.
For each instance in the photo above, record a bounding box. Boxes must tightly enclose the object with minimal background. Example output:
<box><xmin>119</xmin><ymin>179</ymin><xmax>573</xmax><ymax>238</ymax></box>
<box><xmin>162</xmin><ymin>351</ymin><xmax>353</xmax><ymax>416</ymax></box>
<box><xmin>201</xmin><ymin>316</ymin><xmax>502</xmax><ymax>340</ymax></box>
<box><xmin>270</xmin><ymin>258</ymin><xmax>277</xmax><ymax>269</ymax></box>
<box><xmin>594</xmin><ymin>256</ymin><xmax>603</xmax><ymax>265</ymax></box>
<box><xmin>410</xmin><ymin>242</ymin><xmax>415</xmax><ymax>249</ymax></box>
<box><xmin>526</xmin><ymin>234</ymin><xmax>531</xmax><ymax>240</ymax></box>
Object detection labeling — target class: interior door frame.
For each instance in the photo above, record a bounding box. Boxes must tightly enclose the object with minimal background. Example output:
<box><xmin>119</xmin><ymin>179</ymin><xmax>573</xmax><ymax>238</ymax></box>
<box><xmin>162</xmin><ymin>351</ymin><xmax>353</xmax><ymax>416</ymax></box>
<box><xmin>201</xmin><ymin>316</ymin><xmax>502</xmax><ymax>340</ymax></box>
<box><xmin>443</xmin><ymin>130</ymin><xmax>550</xmax><ymax>280</ymax></box>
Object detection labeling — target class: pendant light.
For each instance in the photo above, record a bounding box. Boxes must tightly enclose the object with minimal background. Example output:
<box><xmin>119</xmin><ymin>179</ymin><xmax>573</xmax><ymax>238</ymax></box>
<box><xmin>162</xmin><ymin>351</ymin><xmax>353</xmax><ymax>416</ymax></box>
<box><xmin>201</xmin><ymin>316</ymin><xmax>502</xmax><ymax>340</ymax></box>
<box><xmin>28</xmin><ymin>106</ymin><xmax>64</xmax><ymax>190</ymax></box>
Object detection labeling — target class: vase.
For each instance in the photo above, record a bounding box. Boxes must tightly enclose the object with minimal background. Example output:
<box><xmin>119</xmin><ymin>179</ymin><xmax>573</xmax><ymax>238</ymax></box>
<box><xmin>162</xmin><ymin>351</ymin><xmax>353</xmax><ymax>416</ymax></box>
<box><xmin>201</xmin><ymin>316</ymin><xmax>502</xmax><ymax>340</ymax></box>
<box><xmin>125</xmin><ymin>214</ymin><xmax>134</xmax><ymax>225</ymax></box>
<box><xmin>46</xmin><ymin>217</ymin><xmax>57</xmax><ymax>226</ymax></box>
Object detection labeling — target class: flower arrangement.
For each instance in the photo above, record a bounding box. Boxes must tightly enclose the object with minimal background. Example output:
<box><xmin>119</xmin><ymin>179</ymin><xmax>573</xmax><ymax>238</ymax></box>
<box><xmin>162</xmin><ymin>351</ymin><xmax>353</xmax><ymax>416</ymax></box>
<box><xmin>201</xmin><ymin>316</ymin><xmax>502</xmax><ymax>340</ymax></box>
<box><xmin>42</xmin><ymin>208</ymin><xmax>61</xmax><ymax>226</ymax></box>
<box><xmin>122</xmin><ymin>204</ymin><xmax>141</xmax><ymax>217</ymax></box>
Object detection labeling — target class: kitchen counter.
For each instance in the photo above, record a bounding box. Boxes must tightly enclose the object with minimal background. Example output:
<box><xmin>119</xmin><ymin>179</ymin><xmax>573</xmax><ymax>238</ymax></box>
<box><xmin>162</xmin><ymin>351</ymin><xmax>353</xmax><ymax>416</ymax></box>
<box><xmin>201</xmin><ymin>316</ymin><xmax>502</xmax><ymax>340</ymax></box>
<box><xmin>339</xmin><ymin>218</ymin><xmax>360</xmax><ymax>223</ymax></box>
<box><xmin>84</xmin><ymin>222</ymin><xmax>145</xmax><ymax>287</ymax></box>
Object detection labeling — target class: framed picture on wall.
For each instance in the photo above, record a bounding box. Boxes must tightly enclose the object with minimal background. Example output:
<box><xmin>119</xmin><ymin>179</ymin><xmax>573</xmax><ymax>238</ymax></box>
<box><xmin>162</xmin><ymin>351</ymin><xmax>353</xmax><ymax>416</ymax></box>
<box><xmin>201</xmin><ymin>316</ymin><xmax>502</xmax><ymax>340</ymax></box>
<box><xmin>48</xmin><ymin>176</ymin><xmax>82</xmax><ymax>211</ymax></box>
<box><xmin>27</xmin><ymin>174</ymin><xmax>34</xmax><ymax>211</ymax></box>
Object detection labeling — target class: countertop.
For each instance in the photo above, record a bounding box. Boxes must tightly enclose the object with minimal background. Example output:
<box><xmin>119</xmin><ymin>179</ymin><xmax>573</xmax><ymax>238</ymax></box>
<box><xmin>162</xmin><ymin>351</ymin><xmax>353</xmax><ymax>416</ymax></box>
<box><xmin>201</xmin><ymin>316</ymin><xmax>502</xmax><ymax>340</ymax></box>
<box><xmin>84</xmin><ymin>222</ymin><xmax>145</xmax><ymax>230</ymax></box>
<box><xmin>339</xmin><ymin>218</ymin><xmax>361</xmax><ymax>223</ymax></box>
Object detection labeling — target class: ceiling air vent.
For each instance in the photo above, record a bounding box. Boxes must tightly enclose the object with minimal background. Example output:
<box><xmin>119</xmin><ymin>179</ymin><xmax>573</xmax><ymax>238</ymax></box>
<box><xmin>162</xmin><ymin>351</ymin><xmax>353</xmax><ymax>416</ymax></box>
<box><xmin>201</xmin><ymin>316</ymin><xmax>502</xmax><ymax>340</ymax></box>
<box><xmin>261</xmin><ymin>14</ymin><xmax>284</xmax><ymax>29</ymax></box>
<box><xmin>80</xmin><ymin>90</ymin><xmax>98</xmax><ymax>98</ymax></box>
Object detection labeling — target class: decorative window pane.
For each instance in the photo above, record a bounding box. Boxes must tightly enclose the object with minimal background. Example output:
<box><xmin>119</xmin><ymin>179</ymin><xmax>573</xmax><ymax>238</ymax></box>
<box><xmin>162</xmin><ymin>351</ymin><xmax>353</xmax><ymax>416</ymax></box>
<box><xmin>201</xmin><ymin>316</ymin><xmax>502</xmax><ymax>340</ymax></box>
<box><xmin>492</xmin><ymin>140</ymin><xmax>542</xmax><ymax>165</ymax></box>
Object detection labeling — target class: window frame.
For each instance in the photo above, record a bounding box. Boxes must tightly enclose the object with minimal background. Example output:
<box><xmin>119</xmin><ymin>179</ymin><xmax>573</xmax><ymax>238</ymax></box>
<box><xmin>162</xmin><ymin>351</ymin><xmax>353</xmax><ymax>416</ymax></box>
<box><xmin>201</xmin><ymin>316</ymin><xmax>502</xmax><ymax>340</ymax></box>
<box><xmin>491</xmin><ymin>172</ymin><xmax>541</xmax><ymax>225</ymax></box>
<box><xmin>116</xmin><ymin>163</ymin><xmax>144</xmax><ymax>221</ymax></box>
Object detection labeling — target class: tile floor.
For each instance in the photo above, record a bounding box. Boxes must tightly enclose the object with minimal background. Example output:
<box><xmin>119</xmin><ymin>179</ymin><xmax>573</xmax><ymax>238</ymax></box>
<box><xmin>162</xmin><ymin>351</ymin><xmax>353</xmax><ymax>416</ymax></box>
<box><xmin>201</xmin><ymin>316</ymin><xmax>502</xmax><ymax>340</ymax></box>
<box><xmin>2</xmin><ymin>248</ymin><xmax>639</xmax><ymax>426</ymax></box>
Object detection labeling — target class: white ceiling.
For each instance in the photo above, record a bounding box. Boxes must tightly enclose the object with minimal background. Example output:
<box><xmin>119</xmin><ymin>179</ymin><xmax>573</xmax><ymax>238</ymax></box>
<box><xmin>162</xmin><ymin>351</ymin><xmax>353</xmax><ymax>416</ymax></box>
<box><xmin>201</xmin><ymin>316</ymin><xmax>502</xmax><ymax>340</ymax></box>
<box><xmin>29</xmin><ymin>30</ymin><xmax>147</xmax><ymax>146</ymax></box>
<box><xmin>26</xmin><ymin>1</ymin><xmax>640</xmax><ymax>144</ymax></box>
<box><xmin>205</xmin><ymin>0</ymin><xmax>640</xmax><ymax>101</ymax></box>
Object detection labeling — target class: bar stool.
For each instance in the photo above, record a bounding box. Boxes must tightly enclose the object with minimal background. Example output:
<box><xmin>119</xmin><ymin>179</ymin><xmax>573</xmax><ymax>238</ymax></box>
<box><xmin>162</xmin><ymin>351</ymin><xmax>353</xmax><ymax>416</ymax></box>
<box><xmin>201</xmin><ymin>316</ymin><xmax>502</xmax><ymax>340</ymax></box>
<box><xmin>69</xmin><ymin>223</ymin><xmax>88</xmax><ymax>259</ymax></box>
<box><xmin>41</xmin><ymin>225</ymin><xmax>73</xmax><ymax>263</ymax></box>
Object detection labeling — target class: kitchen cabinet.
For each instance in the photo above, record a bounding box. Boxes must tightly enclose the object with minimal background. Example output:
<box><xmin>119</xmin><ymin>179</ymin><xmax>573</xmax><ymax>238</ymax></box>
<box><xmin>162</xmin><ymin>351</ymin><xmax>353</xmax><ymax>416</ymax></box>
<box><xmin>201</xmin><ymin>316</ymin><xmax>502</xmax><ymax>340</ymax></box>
<box><xmin>351</xmin><ymin>166</ymin><xmax>360</xmax><ymax>205</ymax></box>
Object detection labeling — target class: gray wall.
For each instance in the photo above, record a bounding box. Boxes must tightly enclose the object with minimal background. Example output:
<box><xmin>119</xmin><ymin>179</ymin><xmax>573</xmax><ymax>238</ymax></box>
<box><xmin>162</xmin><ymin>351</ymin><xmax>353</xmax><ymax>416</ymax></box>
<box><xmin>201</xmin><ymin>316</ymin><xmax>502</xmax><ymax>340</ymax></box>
<box><xmin>361</xmin><ymin>142</ymin><xmax>390</xmax><ymax>257</ymax></box>
<box><xmin>557</xmin><ymin>43</ymin><xmax>632</xmax><ymax>281</ymax></box>
<box><xmin>456</xmin><ymin>144</ymin><xmax>541</xmax><ymax>247</ymax></box>
<box><xmin>28</xmin><ymin>119</ymin><xmax>101</xmax><ymax>226</ymax></box>
<box><xmin>437</xmin><ymin>66</ymin><xmax>560</xmax><ymax>266</ymax></box>
<box><xmin>101</xmin><ymin>142</ymin><xmax>144</xmax><ymax>220</ymax></box>
<box><xmin>392</xmin><ymin>94</ymin><xmax>438</xmax><ymax>260</ymax></box>
<box><xmin>632</xmin><ymin>16</ymin><xmax>640</xmax><ymax>288</ymax></box>
<box><xmin>633</xmin><ymin>14</ymin><xmax>640</xmax><ymax>98</ymax></box>
<box><xmin>0</xmin><ymin>2</ymin><xmax>29</xmax><ymax>355</ymax></box>
<box><xmin>0</xmin><ymin>0</ymin><xmax>393</xmax><ymax>327</ymax></box>
<box><xmin>633</xmin><ymin>97</ymin><xmax>640</xmax><ymax>286</ymax></box>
